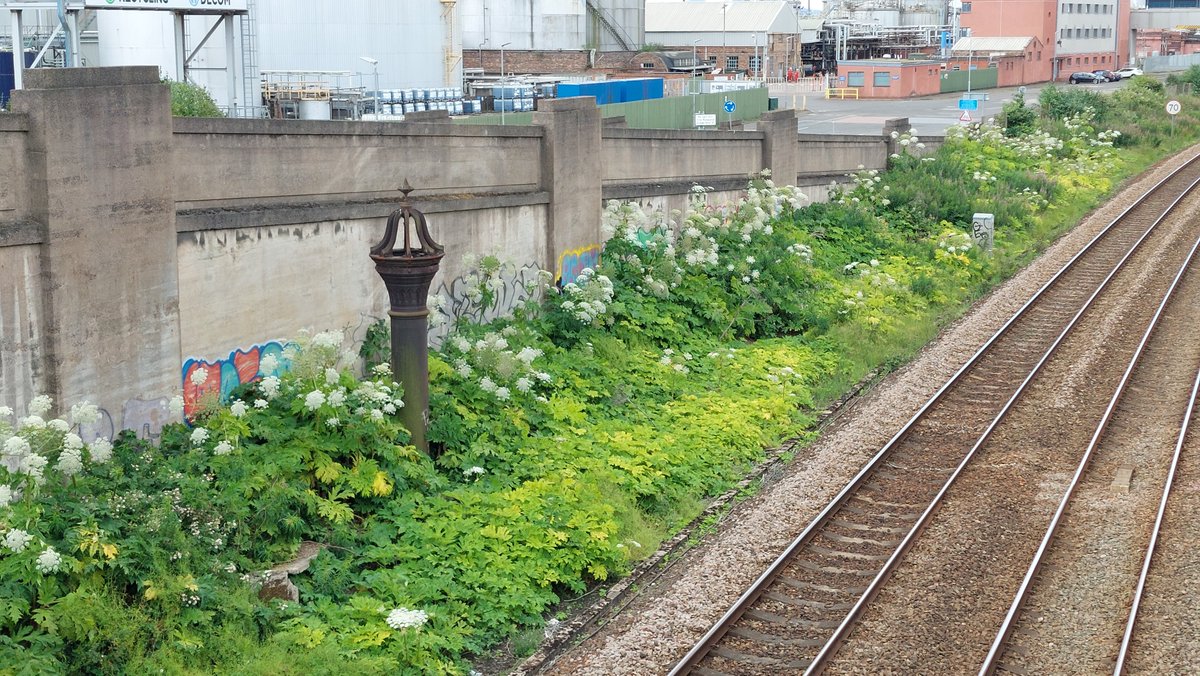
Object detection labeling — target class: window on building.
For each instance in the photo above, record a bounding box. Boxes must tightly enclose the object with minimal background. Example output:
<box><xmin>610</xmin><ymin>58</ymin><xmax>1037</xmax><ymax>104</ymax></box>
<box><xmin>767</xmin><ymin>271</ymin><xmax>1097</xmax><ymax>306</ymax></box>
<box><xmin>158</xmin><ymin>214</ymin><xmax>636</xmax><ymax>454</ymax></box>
<box><xmin>726</xmin><ymin>55</ymin><xmax>739</xmax><ymax>71</ymax></box>
<box><xmin>1062</xmin><ymin>2</ymin><xmax>1069</xmax><ymax>11</ymax></box>
<box><xmin>873</xmin><ymin>71</ymin><xmax>891</xmax><ymax>86</ymax></box>
<box><xmin>749</xmin><ymin>55</ymin><xmax>762</xmax><ymax>72</ymax></box>
<box><xmin>705</xmin><ymin>56</ymin><xmax>717</xmax><ymax>65</ymax></box>
<box><xmin>961</xmin><ymin>2</ymin><xmax>971</xmax><ymax>11</ymax></box>
<box><xmin>847</xmin><ymin>71</ymin><xmax>866</xmax><ymax>87</ymax></box>
<box><xmin>642</xmin><ymin>62</ymin><xmax>655</xmax><ymax>69</ymax></box>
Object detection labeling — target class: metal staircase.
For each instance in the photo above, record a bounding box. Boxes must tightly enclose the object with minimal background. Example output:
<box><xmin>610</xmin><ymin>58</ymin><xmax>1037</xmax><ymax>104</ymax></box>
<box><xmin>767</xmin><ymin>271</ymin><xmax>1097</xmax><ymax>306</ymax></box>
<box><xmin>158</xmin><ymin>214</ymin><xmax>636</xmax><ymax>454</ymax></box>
<box><xmin>585</xmin><ymin>0</ymin><xmax>635</xmax><ymax>51</ymax></box>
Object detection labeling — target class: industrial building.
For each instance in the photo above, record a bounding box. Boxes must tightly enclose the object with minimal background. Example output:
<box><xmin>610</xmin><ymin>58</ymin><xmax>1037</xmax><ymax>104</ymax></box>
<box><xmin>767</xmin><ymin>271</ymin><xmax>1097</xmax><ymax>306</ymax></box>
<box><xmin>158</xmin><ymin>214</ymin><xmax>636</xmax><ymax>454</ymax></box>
<box><xmin>4</xmin><ymin>0</ymin><xmax>1200</xmax><ymax>111</ymax></box>
<box><xmin>1</xmin><ymin>0</ymin><xmax>645</xmax><ymax>113</ymax></box>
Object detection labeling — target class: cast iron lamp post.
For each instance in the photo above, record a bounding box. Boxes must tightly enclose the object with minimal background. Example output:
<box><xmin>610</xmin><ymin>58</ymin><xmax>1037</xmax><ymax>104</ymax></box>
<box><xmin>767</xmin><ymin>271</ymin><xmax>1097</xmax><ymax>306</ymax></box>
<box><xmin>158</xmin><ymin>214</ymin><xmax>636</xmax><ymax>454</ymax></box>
<box><xmin>370</xmin><ymin>181</ymin><xmax>445</xmax><ymax>454</ymax></box>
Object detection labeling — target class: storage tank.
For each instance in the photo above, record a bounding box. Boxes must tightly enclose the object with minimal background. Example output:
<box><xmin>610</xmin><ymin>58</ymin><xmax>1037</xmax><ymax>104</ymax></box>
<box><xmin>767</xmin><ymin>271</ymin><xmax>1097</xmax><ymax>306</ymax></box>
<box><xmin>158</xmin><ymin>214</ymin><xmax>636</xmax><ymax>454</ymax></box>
<box><xmin>851</xmin><ymin>9</ymin><xmax>902</xmax><ymax>27</ymax></box>
<box><xmin>902</xmin><ymin>10</ymin><xmax>943</xmax><ymax>26</ymax></box>
<box><xmin>459</xmin><ymin>0</ymin><xmax>643</xmax><ymax>52</ymax></box>
<box><xmin>298</xmin><ymin>99</ymin><xmax>332</xmax><ymax>120</ymax></box>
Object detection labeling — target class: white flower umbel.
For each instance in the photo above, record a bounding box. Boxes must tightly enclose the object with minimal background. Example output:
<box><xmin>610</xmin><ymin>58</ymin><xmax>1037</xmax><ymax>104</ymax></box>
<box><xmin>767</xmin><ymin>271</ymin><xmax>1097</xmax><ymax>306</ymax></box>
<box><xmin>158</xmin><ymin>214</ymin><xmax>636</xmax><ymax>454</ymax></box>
<box><xmin>229</xmin><ymin>400</ymin><xmax>248</xmax><ymax>418</ymax></box>
<box><xmin>3</xmin><ymin>435</ymin><xmax>31</xmax><ymax>459</ymax></box>
<box><xmin>213</xmin><ymin>440</ymin><xmax>234</xmax><ymax>456</ymax></box>
<box><xmin>55</xmin><ymin>446</ymin><xmax>83</xmax><ymax>477</ymax></box>
<box><xmin>20</xmin><ymin>416</ymin><xmax>45</xmax><ymax>430</ymax></box>
<box><xmin>311</xmin><ymin>330</ymin><xmax>343</xmax><ymax>350</ymax></box>
<box><xmin>0</xmin><ymin>406</ymin><xmax>11</xmax><ymax>419</ymax></box>
<box><xmin>190</xmin><ymin>428</ymin><xmax>210</xmax><ymax>446</ymax></box>
<box><xmin>304</xmin><ymin>390</ymin><xmax>326</xmax><ymax>411</ymax></box>
<box><xmin>3</xmin><ymin>528</ymin><xmax>32</xmax><ymax>553</ymax></box>
<box><xmin>0</xmin><ymin>485</ymin><xmax>12</xmax><ymax>507</ymax></box>
<box><xmin>463</xmin><ymin>466</ymin><xmax>486</xmax><ymax>478</ymax></box>
<box><xmin>189</xmin><ymin>367</ymin><xmax>209</xmax><ymax>387</ymax></box>
<box><xmin>17</xmin><ymin>452</ymin><xmax>47</xmax><ymax>483</ymax></box>
<box><xmin>169</xmin><ymin>395</ymin><xmax>185</xmax><ymax>417</ymax></box>
<box><xmin>259</xmin><ymin>354</ymin><xmax>280</xmax><ymax>375</ymax></box>
<box><xmin>28</xmin><ymin>395</ymin><xmax>52</xmax><ymax>417</ymax></box>
<box><xmin>69</xmin><ymin>402</ymin><xmax>100</xmax><ymax>427</ymax></box>
<box><xmin>36</xmin><ymin>547</ymin><xmax>62</xmax><ymax>574</ymax></box>
<box><xmin>259</xmin><ymin>376</ymin><xmax>281</xmax><ymax>399</ymax></box>
<box><xmin>385</xmin><ymin>607</ymin><xmax>429</xmax><ymax>630</ymax></box>
<box><xmin>254</xmin><ymin>399</ymin><xmax>269</xmax><ymax>409</ymax></box>
<box><xmin>324</xmin><ymin>368</ymin><xmax>340</xmax><ymax>386</ymax></box>
<box><xmin>88</xmin><ymin>437</ymin><xmax>113</xmax><ymax>464</ymax></box>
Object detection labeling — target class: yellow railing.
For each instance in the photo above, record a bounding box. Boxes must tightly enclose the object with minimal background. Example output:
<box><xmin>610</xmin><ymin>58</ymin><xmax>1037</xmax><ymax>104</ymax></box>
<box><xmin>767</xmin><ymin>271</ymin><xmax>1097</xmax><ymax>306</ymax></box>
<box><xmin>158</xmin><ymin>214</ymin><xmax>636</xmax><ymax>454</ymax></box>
<box><xmin>825</xmin><ymin>88</ymin><xmax>861</xmax><ymax>100</ymax></box>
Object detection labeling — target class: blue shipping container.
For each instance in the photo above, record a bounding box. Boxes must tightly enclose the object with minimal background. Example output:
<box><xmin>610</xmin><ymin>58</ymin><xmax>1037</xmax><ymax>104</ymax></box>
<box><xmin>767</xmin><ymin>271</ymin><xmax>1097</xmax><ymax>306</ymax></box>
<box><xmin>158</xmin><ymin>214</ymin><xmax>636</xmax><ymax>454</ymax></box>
<box><xmin>1</xmin><ymin>51</ymin><xmax>36</xmax><ymax>109</ymax></box>
<box><xmin>556</xmin><ymin>78</ymin><xmax>663</xmax><ymax>106</ymax></box>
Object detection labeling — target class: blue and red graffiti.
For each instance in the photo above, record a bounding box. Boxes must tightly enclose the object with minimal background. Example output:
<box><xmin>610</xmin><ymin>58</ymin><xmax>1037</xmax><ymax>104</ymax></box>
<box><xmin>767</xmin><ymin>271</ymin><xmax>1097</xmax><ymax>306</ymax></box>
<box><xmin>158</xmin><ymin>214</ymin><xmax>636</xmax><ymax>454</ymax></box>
<box><xmin>182</xmin><ymin>341</ymin><xmax>288</xmax><ymax>417</ymax></box>
<box><xmin>556</xmin><ymin>244</ymin><xmax>602</xmax><ymax>286</ymax></box>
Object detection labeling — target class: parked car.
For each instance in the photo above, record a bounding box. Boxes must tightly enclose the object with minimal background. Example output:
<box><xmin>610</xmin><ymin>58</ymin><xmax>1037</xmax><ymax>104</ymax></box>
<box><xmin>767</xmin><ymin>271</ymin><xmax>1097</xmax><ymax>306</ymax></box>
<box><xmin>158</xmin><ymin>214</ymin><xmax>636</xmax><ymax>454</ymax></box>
<box><xmin>1114</xmin><ymin>66</ymin><xmax>1144</xmax><ymax>79</ymax></box>
<box><xmin>1092</xmin><ymin>69</ymin><xmax>1121</xmax><ymax>82</ymax></box>
<box><xmin>1068</xmin><ymin>71</ymin><xmax>1105</xmax><ymax>84</ymax></box>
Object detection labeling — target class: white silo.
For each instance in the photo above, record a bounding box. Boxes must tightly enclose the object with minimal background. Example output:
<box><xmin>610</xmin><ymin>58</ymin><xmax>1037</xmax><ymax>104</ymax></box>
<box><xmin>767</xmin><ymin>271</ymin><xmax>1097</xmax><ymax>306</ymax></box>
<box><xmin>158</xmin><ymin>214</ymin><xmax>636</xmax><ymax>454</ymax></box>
<box><xmin>459</xmin><ymin>0</ymin><xmax>643</xmax><ymax>52</ymax></box>
<box><xmin>88</xmin><ymin>0</ymin><xmax>460</xmax><ymax>109</ymax></box>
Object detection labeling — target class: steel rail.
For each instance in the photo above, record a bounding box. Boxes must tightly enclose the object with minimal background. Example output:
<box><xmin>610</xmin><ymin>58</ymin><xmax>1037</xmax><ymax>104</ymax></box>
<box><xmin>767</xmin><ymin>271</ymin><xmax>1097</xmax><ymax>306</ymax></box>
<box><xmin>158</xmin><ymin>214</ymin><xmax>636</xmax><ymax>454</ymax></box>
<box><xmin>669</xmin><ymin>154</ymin><xmax>1200</xmax><ymax>676</ymax></box>
<box><xmin>1112</xmin><ymin>311</ymin><xmax>1200</xmax><ymax>674</ymax></box>
<box><xmin>979</xmin><ymin>205</ymin><xmax>1200</xmax><ymax>675</ymax></box>
<box><xmin>805</xmin><ymin>174</ymin><xmax>1200</xmax><ymax>676</ymax></box>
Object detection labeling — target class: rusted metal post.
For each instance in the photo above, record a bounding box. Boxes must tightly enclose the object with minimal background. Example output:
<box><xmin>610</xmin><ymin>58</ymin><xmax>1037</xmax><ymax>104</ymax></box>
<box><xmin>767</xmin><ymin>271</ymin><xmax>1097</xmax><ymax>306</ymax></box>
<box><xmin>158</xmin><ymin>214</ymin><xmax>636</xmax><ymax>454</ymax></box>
<box><xmin>369</xmin><ymin>181</ymin><xmax>444</xmax><ymax>453</ymax></box>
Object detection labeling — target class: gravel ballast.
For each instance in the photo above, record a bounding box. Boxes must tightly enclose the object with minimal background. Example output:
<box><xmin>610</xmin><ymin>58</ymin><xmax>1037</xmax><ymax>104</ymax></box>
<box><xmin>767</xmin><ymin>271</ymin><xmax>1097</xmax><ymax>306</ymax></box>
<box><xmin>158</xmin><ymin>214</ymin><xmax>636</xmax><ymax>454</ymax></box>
<box><xmin>532</xmin><ymin>145</ymin><xmax>1200</xmax><ymax>676</ymax></box>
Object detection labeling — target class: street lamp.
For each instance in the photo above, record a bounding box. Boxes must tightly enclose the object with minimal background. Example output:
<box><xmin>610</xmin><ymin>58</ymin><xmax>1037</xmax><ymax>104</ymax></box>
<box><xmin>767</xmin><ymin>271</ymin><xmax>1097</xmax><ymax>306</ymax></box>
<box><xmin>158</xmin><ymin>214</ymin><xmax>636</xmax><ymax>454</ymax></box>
<box><xmin>692</xmin><ymin>38</ymin><xmax>701</xmax><ymax>122</ymax></box>
<box><xmin>752</xmin><ymin>33</ymin><xmax>758</xmax><ymax>81</ymax></box>
<box><xmin>360</xmin><ymin>56</ymin><xmax>379</xmax><ymax>114</ymax></box>
<box><xmin>967</xmin><ymin>49</ymin><xmax>973</xmax><ymax>98</ymax></box>
<box><xmin>499</xmin><ymin>42</ymin><xmax>512</xmax><ymax>125</ymax></box>
<box><xmin>722</xmin><ymin>3</ymin><xmax>728</xmax><ymax>72</ymax></box>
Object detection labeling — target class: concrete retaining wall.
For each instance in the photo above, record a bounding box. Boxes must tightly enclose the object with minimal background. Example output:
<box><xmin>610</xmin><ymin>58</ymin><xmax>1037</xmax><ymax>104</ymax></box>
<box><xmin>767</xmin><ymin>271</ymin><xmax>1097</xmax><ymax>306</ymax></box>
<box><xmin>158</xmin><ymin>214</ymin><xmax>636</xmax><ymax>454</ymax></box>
<box><xmin>0</xmin><ymin>66</ymin><xmax>907</xmax><ymax>433</ymax></box>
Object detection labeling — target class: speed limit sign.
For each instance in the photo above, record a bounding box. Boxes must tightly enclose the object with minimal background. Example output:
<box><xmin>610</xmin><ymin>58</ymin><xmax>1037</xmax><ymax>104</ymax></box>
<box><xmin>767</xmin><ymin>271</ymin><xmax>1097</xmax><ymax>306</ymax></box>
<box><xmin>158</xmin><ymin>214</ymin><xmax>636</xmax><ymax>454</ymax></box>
<box><xmin>1166</xmin><ymin>100</ymin><xmax>1182</xmax><ymax>115</ymax></box>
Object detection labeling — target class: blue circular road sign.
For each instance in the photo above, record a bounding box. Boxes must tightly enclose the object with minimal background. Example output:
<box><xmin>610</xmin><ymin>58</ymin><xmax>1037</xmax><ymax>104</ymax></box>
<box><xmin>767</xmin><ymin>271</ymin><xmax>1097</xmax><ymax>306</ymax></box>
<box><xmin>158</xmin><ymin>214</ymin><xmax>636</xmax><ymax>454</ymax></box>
<box><xmin>724</xmin><ymin>100</ymin><xmax>736</xmax><ymax>113</ymax></box>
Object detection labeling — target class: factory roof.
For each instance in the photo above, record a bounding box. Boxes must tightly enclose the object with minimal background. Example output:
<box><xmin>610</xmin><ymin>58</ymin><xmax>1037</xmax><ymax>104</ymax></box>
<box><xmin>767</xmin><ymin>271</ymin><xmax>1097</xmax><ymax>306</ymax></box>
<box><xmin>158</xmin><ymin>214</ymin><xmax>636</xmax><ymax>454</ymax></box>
<box><xmin>646</xmin><ymin>1</ymin><xmax>824</xmax><ymax>34</ymax></box>
<box><xmin>950</xmin><ymin>36</ymin><xmax>1037</xmax><ymax>55</ymax></box>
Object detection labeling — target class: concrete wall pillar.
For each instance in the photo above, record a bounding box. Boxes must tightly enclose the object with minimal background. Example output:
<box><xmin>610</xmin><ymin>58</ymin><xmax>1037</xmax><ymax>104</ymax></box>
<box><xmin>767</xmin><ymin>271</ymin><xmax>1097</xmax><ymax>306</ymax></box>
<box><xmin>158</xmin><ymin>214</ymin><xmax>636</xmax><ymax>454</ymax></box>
<box><xmin>533</xmin><ymin>96</ymin><xmax>602</xmax><ymax>283</ymax></box>
<box><xmin>883</xmin><ymin>117</ymin><xmax>912</xmax><ymax>157</ymax></box>
<box><xmin>11</xmin><ymin>67</ymin><xmax>180</xmax><ymax>429</ymax></box>
<box><xmin>758</xmin><ymin>108</ymin><xmax>800</xmax><ymax>186</ymax></box>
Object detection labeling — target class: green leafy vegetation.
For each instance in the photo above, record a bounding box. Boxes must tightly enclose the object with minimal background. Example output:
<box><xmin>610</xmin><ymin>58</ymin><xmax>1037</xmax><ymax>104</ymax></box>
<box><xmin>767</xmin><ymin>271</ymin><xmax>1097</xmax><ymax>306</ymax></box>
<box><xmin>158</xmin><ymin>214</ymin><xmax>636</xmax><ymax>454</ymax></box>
<box><xmin>1</xmin><ymin>89</ymin><xmax>1191</xmax><ymax>673</ymax></box>
<box><xmin>167</xmin><ymin>79</ymin><xmax>224</xmax><ymax>118</ymax></box>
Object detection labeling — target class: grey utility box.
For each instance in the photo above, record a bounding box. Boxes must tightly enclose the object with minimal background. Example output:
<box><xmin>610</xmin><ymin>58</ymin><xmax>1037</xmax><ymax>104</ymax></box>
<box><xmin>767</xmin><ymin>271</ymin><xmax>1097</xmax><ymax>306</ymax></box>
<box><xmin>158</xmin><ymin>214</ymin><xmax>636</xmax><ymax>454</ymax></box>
<box><xmin>972</xmin><ymin>213</ymin><xmax>995</xmax><ymax>251</ymax></box>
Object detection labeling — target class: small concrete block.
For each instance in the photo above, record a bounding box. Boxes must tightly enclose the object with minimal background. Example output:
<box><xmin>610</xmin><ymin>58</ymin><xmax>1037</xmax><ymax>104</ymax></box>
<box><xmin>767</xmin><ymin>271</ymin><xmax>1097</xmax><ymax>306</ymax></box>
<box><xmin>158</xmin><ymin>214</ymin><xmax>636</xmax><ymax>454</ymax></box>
<box><xmin>1111</xmin><ymin>464</ymin><xmax>1135</xmax><ymax>492</ymax></box>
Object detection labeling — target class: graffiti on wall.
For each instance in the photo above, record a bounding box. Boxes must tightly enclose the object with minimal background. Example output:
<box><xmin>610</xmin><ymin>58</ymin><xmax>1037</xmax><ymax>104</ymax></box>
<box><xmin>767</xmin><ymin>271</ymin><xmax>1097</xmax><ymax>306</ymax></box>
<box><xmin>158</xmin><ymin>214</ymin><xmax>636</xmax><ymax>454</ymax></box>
<box><xmin>77</xmin><ymin>397</ymin><xmax>173</xmax><ymax>444</ymax></box>
<box><xmin>556</xmin><ymin>244</ymin><xmax>602</xmax><ymax>286</ymax></box>
<box><xmin>428</xmin><ymin>262</ymin><xmax>545</xmax><ymax>345</ymax></box>
<box><xmin>181</xmin><ymin>341</ymin><xmax>288</xmax><ymax>418</ymax></box>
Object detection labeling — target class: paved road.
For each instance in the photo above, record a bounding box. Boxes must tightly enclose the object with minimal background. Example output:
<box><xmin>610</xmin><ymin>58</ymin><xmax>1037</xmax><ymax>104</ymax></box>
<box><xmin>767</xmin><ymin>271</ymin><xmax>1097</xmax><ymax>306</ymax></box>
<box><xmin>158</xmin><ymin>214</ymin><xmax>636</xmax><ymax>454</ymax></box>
<box><xmin>767</xmin><ymin>78</ymin><xmax>1131</xmax><ymax>136</ymax></box>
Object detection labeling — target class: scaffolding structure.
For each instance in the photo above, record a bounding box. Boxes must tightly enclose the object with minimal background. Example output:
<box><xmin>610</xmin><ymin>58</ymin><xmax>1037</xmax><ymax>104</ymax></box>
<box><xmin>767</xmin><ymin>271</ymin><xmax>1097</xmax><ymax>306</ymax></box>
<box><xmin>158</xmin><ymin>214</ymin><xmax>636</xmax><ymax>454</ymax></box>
<box><xmin>260</xmin><ymin>69</ymin><xmax>365</xmax><ymax>120</ymax></box>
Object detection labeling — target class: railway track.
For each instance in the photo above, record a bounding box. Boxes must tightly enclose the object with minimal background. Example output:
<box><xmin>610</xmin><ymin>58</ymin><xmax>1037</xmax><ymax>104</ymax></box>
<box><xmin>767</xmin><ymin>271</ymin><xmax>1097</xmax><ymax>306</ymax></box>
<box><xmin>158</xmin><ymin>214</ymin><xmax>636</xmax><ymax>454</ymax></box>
<box><xmin>1115</xmin><ymin>332</ymin><xmax>1200</xmax><ymax>673</ymax></box>
<box><xmin>981</xmin><ymin>218</ymin><xmax>1200</xmax><ymax>674</ymax></box>
<box><xmin>669</xmin><ymin>156</ymin><xmax>1200</xmax><ymax>676</ymax></box>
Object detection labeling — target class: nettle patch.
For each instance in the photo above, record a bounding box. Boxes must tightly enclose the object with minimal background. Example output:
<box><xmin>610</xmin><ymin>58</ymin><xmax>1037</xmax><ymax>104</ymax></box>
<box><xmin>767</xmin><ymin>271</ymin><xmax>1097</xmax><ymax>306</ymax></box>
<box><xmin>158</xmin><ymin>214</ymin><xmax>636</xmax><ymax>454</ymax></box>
<box><xmin>0</xmin><ymin>112</ymin><xmax>1142</xmax><ymax>673</ymax></box>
